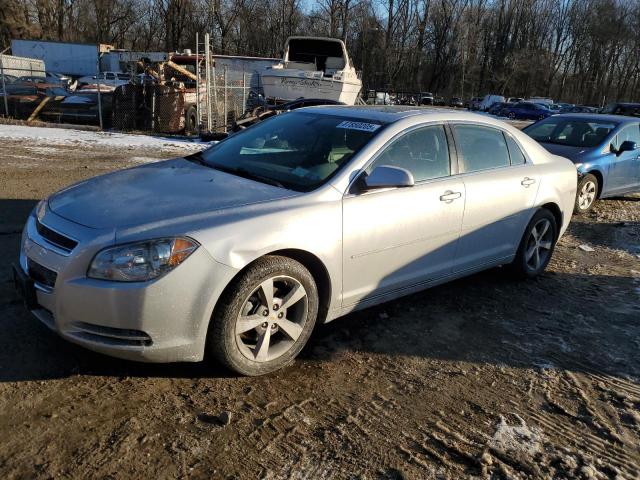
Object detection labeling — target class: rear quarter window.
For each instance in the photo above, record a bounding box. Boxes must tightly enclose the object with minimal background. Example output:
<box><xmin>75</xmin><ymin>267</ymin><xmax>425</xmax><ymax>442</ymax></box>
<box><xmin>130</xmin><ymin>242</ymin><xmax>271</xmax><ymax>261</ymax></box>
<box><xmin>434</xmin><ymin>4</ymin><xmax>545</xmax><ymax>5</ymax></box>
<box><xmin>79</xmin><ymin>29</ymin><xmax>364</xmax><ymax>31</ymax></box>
<box><xmin>505</xmin><ymin>135</ymin><xmax>526</xmax><ymax>164</ymax></box>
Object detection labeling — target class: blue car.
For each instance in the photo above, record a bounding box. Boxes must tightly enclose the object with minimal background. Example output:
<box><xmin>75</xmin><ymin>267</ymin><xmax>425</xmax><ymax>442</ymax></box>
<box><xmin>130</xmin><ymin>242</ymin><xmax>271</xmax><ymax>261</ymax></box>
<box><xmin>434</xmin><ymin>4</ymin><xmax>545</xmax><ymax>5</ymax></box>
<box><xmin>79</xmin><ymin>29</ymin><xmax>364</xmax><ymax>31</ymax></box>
<box><xmin>501</xmin><ymin>102</ymin><xmax>553</xmax><ymax>121</ymax></box>
<box><xmin>523</xmin><ymin>114</ymin><xmax>640</xmax><ymax>212</ymax></box>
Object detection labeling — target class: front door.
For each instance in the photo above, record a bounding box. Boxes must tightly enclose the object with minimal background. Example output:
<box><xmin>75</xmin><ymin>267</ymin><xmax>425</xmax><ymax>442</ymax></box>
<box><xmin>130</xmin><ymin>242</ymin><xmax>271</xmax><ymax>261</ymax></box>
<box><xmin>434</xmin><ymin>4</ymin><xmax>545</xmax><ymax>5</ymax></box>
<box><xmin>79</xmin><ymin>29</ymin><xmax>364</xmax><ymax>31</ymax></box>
<box><xmin>607</xmin><ymin>124</ymin><xmax>640</xmax><ymax>194</ymax></box>
<box><xmin>342</xmin><ymin>124</ymin><xmax>465</xmax><ymax>308</ymax></box>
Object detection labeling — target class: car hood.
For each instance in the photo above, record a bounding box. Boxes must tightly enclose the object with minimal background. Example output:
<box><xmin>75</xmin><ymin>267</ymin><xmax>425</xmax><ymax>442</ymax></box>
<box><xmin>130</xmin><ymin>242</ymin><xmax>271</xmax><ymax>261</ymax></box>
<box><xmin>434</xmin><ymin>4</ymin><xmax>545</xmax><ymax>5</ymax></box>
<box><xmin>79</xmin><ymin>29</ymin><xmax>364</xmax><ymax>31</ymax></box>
<box><xmin>538</xmin><ymin>142</ymin><xmax>589</xmax><ymax>162</ymax></box>
<box><xmin>48</xmin><ymin>158</ymin><xmax>296</xmax><ymax>229</ymax></box>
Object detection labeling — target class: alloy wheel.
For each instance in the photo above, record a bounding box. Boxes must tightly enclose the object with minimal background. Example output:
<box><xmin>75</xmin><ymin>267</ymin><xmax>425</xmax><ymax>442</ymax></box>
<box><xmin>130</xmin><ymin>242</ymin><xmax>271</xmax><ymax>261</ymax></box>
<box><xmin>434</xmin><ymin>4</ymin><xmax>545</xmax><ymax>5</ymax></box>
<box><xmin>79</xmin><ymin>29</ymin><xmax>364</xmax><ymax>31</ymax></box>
<box><xmin>235</xmin><ymin>275</ymin><xmax>308</xmax><ymax>362</ymax></box>
<box><xmin>525</xmin><ymin>218</ymin><xmax>553</xmax><ymax>271</ymax></box>
<box><xmin>578</xmin><ymin>180</ymin><xmax>597</xmax><ymax>210</ymax></box>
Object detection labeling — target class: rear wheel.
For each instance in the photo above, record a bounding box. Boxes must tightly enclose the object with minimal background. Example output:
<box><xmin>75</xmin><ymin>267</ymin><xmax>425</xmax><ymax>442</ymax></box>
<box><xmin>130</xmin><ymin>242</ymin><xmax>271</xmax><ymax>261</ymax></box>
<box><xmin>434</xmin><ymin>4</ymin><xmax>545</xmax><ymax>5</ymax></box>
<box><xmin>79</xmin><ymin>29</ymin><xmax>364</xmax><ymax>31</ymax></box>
<box><xmin>574</xmin><ymin>173</ymin><xmax>598</xmax><ymax>214</ymax></box>
<box><xmin>208</xmin><ymin>256</ymin><xmax>319</xmax><ymax>376</ymax></box>
<box><xmin>510</xmin><ymin>209</ymin><xmax>557</xmax><ymax>278</ymax></box>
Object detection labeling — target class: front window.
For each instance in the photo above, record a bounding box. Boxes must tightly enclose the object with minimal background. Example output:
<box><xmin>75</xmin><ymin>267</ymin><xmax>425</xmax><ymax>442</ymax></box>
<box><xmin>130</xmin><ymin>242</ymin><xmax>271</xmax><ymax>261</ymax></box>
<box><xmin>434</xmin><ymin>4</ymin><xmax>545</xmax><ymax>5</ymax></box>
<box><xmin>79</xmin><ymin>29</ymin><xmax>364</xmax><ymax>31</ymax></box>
<box><xmin>367</xmin><ymin>125</ymin><xmax>450</xmax><ymax>182</ymax></box>
<box><xmin>524</xmin><ymin>118</ymin><xmax>618</xmax><ymax>148</ymax></box>
<box><xmin>196</xmin><ymin>112</ymin><xmax>383</xmax><ymax>191</ymax></box>
<box><xmin>611</xmin><ymin>124</ymin><xmax>640</xmax><ymax>151</ymax></box>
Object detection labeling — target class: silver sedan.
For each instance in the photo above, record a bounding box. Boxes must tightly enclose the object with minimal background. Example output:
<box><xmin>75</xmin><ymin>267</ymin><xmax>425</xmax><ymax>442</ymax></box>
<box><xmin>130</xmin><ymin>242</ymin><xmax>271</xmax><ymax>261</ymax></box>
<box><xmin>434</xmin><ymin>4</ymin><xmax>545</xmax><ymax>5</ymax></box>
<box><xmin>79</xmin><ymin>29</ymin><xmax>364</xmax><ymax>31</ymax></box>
<box><xmin>14</xmin><ymin>107</ymin><xmax>577</xmax><ymax>375</ymax></box>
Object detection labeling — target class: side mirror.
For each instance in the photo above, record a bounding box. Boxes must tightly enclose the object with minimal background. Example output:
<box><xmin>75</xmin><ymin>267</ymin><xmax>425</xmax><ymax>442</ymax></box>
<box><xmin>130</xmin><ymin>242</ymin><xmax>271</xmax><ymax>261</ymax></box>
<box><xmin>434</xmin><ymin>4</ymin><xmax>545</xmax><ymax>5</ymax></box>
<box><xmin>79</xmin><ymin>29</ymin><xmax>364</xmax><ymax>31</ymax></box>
<box><xmin>618</xmin><ymin>140</ymin><xmax>638</xmax><ymax>155</ymax></box>
<box><xmin>363</xmin><ymin>165</ymin><xmax>415</xmax><ymax>190</ymax></box>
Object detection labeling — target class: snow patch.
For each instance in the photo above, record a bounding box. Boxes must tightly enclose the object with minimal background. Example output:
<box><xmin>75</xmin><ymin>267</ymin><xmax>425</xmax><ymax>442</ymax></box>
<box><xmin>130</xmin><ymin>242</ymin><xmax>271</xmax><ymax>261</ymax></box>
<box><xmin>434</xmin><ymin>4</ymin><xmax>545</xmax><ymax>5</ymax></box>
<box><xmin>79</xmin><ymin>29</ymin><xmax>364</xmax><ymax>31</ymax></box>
<box><xmin>490</xmin><ymin>415</ymin><xmax>543</xmax><ymax>457</ymax></box>
<box><xmin>0</xmin><ymin>124</ymin><xmax>207</xmax><ymax>152</ymax></box>
<box><xmin>127</xmin><ymin>156</ymin><xmax>162</xmax><ymax>164</ymax></box>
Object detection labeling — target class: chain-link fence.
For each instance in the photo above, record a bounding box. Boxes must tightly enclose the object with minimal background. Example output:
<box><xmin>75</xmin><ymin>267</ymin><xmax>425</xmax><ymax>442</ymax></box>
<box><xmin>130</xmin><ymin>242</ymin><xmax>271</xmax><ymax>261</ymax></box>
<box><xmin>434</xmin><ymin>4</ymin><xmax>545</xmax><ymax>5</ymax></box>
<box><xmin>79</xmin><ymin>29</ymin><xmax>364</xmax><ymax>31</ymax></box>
<box><xmin>198</xmin><ymin>63</ymin><xmax>262</xmax><ymax>134</ymax></box>
<box><xmin>1</xmin><ymin>63</ymin><xmax>258</xmax><ymax>137</ymax></box>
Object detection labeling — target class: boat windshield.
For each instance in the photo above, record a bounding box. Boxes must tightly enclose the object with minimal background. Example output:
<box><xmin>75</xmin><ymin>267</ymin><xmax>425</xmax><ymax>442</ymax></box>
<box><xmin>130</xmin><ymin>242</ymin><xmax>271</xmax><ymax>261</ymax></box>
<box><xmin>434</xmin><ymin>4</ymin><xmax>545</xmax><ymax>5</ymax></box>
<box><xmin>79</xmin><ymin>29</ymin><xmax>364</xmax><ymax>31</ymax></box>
<box><xmin>287</xmin><ymin>39</ymin><xmax>345</xmax><ymax>71</ymax></box>
<box><xmin>195</xmin><ymin>111</ymin><xmax>384</xmax><ymax>192</ymax></box>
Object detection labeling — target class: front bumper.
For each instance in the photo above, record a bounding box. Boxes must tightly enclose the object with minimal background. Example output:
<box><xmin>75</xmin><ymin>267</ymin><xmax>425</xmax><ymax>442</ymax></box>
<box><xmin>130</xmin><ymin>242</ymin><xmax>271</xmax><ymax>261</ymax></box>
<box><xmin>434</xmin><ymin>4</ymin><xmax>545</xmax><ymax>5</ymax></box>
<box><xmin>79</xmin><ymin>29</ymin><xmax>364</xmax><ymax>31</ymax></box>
<box><xmin>17</xmin><ymin>209</ymin><xmax>238</xmax><ymax>363</ymax></box>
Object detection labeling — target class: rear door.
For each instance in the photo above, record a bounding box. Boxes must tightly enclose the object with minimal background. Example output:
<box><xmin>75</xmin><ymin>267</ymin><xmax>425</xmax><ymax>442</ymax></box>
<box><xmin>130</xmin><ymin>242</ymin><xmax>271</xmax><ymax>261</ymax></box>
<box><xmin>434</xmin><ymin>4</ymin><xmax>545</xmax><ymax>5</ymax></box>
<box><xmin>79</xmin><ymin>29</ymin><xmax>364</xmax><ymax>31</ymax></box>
<box><xmin>607</xmin><ymin>124</ymin><xmax>640</xmax><ymax>193</ymax></box>
<box><xmin>450</xmin><ymin>124</ymin><xmax>539</xmax><ymax>273</ymax></box>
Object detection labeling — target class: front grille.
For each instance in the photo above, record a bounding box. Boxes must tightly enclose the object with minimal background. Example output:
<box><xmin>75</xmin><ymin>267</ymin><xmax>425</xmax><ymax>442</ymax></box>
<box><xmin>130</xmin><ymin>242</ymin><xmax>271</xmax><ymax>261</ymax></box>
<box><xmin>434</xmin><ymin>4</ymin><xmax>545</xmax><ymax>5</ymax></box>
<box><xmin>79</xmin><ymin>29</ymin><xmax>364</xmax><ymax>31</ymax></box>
<box><xmin>36</xmin><ymin>219</ymin><xmax>78</xmax><ymax>253</ymax></box>
<box><xmin>70</xmin><ymin>321</ymin><xmax>153</xmax><ymax>347</ymax></box>
<box><xmin>27</xmin><ymin>259</ymin><xmax>58</xmax><ymax>289</ymax></box>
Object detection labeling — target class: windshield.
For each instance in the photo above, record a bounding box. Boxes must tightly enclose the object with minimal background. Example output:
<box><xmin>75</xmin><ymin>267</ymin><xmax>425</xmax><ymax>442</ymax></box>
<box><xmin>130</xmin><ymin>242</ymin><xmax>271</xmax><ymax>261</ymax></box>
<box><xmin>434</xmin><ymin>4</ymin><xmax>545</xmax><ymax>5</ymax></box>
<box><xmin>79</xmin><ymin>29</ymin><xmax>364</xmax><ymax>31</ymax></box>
<box><xmin>524</xmin><ymin>118</ymin><xmax>618</xmax><ymax>148</ymax></box>
<box><xmin>197</xmin><ymin>112</ymin><xmax>383</xmax><ymax>191</ymax></box>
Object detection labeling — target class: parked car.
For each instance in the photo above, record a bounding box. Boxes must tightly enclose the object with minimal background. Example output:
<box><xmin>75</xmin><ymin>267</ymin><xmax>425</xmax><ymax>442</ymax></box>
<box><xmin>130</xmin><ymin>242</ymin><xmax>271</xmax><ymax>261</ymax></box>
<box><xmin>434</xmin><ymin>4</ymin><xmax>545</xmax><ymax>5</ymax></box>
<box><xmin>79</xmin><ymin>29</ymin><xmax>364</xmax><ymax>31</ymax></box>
<box><xmin>45</xmin><ymin>72</ymin><xmax>72</xmax><ymax>88</ymax></box>
<box><xmin>501</xmin><ymin>102</ymin><xmax>553</xmax><ymax>120</ymax></box>
<box><xmin>601</xmin><ymin>102</ymin><xmax>640</xmax><ymax>118</ymax></box>
<box><xmin>434</xmin><ymin>96</ymin><xmax>446</xmax><ymax>106</ymax></box>
<box><xmin>14</xmin><ymin>106</ymin><xmax>577</xmax><ymax>375</ymax></box>
<box><xmin>225</xmin><ymin>98</ymin><xmax>346</xmax><ymax>136</ymax></box>
<box><xmin>468</xmin><ymin>97</ymin><xmax>483</xmax><ymax>110</ymax></box>
<box><xmin>419</xmin><ymin>92</ymin><xmax>434</xmax><ymax>105</ymax></box>
<box><xmin>0</xmin><ymin>73</ymin><xmax>17</xmax><ymax>85</ymax></box>
<box><xmin>449</xmin><ymin>97</ymin><xmax>464</xmax><ymax>108</ymax></box>
<box><xmin>15</xmin><ymin>76</ymin><xmax>62</xmax><ymax>93</ymax></box>
<box><xmin>77</xmin><ymin>71</ymin><xmax>131</xmax><ymax>87</ymax></box>
<box><xmin>562</xmin><ymin>105</ymin><xmax>598</xmax><ymax>114</ymax></box>
<box><xmin>39</xmin><ymin>91</ymin><xmax>113</xmax><ymax>127</ymax></box>
<box><xmin>486</xmin><ymin>102</ymin><xmax>509</xmax><ymax>116</ymax></box>
<box><xmin>523</xmin><ymin>113</ymin><xmax>640</xmax><ymax>213</ymax></box>
<box><xmin>554</xmin><ymin>102</ymin><xmax>574</xmax><ymax>111</ymax></box>
<box><xmin>480</xmin><ymin>94</ymin><xmax>505</xmax><ymax>111</ymax></box>
<box><xmin>528</xmin><ymin>97</ymin><xmax>553</xmax><ymax>105</ymax></box>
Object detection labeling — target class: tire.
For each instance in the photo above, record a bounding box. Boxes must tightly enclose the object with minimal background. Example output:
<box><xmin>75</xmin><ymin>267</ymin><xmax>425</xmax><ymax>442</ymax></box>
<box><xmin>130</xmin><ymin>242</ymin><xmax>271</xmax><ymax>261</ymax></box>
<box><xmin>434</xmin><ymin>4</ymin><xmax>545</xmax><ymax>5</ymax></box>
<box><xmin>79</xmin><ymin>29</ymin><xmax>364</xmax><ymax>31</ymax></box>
<box><xmin>574</xmin><ymin>173</ymin><xmax>598</xmax><ymax>214</ymax></box>
<box><xmin>184</xmin><ymin>105</ymin><xmax>198</xmax><ymax>136</ymax></box>
<box><xmin>508</xmin><ymin>112</ymin><xmax>516</xmax><ymax>119</ymax></box>
<box><xmin>510</xmin><ymin>209</ymin><xmax>558</xmax><ymax>279</ymax></box>
<box><xmin>208</xmin><ymin>255</ymin><xmax>319</xmax><ymax>376</ymax></box>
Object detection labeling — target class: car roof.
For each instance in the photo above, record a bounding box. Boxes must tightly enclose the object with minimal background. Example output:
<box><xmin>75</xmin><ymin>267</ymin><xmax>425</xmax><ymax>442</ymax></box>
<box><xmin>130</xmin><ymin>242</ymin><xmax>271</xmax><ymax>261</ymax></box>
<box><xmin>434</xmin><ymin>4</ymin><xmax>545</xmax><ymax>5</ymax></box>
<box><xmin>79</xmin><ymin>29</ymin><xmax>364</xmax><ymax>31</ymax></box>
<box><xmin>295</xmin><ymin>105</ymin><xmax>476</xmax><ymax>123</ymax></box>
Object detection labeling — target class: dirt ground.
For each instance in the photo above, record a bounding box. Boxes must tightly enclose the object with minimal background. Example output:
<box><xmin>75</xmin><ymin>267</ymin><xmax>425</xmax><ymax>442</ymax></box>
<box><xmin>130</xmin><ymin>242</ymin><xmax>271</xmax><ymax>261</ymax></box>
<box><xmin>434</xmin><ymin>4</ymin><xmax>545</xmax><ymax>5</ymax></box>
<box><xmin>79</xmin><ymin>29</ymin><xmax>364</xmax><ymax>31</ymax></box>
<box><xmin>0</xmin><ymin>135</ymin><xmax>639</xmax><ymax>480</ymax></box>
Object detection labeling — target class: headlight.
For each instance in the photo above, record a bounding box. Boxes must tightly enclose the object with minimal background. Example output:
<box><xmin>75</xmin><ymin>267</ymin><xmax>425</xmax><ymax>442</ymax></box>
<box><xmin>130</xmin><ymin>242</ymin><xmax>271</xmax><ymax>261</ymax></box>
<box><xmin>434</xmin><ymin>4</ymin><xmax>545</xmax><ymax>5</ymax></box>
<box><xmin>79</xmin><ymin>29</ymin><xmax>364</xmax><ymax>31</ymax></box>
<box><xmin>88</xmin><ymin>237</ymin><xmax>198</xmax><ymax>282</ymax></box>
<box><xmin>33</xmin><ymin>199</ymin><xmax>47</xmax><ymax>220</ymax></box>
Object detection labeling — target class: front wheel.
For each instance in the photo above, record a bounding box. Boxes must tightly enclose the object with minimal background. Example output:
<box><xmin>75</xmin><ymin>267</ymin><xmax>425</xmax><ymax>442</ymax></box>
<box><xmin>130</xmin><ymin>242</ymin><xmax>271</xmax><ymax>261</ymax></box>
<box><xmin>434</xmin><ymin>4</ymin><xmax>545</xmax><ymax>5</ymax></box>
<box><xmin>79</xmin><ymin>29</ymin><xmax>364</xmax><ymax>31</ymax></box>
<box><xmin>510</xmin><ymin>209</ymin><xmax>558</xmax><ymax>279</ymax></box>
<box><xmin>574</xmin><ymin>173</ymin><xmax>598</xmax><ymax>214</ymax></box>
<box><xmin>208</xmin><ymin>256</ymin><xmax>319</xmax><ymax>376</ymax></box>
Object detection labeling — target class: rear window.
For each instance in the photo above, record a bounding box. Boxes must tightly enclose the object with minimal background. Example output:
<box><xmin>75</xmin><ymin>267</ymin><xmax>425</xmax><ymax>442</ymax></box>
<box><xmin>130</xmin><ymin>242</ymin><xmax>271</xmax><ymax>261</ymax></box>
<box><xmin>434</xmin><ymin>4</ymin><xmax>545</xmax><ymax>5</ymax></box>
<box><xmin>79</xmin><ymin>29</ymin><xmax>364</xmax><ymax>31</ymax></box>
<box><xmin>453</xmin><ymin>125</ymin><xmax>510</xmax><ymax>172</ymax></box>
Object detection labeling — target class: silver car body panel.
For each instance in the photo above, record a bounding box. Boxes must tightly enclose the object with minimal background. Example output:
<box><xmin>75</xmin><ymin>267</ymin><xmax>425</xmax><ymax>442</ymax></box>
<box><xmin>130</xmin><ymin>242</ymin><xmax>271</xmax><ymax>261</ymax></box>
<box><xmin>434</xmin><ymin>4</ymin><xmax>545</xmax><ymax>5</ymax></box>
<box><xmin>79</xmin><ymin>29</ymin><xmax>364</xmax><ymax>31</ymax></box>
<box><xmin>20</xmin><ymin>107</ymin><xmax>577</xmax><ymax>362</ymax></box>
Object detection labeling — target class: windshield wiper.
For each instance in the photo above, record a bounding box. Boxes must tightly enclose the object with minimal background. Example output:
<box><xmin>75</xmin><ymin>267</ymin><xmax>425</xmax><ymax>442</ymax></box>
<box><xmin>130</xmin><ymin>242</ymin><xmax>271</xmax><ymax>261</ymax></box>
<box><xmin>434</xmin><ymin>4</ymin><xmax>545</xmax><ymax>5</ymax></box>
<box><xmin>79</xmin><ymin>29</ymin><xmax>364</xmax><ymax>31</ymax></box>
<box><xmin>209</xmin><ymin>163</ymin><xmax>286</xmax><ymax>189</ymax></box>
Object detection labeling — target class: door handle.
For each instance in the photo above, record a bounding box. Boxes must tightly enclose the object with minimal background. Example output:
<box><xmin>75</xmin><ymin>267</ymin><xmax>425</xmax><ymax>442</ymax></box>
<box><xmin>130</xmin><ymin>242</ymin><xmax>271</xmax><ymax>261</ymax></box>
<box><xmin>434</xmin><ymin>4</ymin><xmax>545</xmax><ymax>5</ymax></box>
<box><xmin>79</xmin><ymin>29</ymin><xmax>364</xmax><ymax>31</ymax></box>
<box><xmin>439</xmin><ymin>190</ymin><xmax>462</xmax><ymax>203</ymax></box>
<box><xmin>521</xmin><ymin>177</ymin><xmax>536</xmax><ymax>187</ymax></box>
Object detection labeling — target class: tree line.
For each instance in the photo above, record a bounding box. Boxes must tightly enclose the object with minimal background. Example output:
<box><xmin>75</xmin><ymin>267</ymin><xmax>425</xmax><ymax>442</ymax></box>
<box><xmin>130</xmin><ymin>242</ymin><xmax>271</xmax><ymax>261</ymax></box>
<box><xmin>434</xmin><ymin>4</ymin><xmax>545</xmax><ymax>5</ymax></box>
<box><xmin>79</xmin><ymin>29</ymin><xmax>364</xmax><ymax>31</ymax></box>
<box><xmin>1</xmin><ymin>0</ymin><xmax>639</xmax><ymax>105</ymax></box>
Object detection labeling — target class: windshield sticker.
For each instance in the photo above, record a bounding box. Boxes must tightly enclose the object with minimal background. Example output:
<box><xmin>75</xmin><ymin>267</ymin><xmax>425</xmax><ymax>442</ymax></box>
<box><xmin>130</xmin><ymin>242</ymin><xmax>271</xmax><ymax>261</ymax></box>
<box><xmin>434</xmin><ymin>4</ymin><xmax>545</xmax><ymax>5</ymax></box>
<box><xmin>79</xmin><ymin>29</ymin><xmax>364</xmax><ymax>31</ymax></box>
<box><xmin>336</xmin><ymin>121</ymin><xmax>381</xmax><ymax>132</ymax></box>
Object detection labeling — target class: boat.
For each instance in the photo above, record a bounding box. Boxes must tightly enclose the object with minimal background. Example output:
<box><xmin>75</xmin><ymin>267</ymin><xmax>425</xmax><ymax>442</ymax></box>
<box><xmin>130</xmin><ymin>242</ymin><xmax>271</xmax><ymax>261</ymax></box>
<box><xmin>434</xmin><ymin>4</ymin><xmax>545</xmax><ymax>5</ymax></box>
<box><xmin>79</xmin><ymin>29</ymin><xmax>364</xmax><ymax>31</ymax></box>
<box><xmin>261</xmin><ymin>37</ymin><xmax>362</xmax><ymax>105</ymax></box>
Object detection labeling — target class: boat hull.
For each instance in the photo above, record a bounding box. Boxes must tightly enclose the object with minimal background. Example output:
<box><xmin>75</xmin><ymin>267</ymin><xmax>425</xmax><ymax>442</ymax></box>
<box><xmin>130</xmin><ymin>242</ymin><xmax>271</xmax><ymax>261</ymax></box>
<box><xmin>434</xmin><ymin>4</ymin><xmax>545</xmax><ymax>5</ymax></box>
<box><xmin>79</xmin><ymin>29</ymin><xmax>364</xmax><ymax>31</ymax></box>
<box><xmin>261</xmin><ymin>72</ymin><xmax>361</xmax><ymax>105</ymax></box>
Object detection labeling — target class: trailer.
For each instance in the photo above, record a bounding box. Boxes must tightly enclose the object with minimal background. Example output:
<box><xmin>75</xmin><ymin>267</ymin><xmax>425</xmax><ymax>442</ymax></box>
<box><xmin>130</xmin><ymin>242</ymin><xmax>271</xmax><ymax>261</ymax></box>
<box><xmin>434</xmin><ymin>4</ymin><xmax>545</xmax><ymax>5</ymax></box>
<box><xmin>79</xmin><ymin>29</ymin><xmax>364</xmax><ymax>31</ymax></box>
<box><xmin>0</xmin><ymin>54</ymin><xmax>46</xmax><ymax>78</ymax></box>
<box><xmin>11</xmin><ymin>39</ymin><xmax>114</xmax><ymax>77</ymax></box>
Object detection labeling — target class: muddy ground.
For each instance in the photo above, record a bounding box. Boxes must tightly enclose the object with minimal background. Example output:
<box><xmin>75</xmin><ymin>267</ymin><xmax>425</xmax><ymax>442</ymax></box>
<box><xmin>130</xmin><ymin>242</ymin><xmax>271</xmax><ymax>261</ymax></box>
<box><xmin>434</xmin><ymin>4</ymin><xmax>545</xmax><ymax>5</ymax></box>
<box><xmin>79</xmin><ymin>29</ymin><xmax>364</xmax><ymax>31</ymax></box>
<box><xmin>0</xmin><ymin>135</ymin><xmax>639</xmax><ymax>480</ymax></box>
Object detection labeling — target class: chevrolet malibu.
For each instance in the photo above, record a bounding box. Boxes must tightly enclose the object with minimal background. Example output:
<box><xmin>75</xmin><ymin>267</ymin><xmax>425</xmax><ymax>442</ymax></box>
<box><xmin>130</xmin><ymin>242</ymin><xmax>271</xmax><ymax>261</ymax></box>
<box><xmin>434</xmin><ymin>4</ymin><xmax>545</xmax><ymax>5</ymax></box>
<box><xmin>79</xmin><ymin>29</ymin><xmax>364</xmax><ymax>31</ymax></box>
<box><xmin>14</xmin><ymin>107</ymin><xmax>577</xmax><ymax>375</ymax></box>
